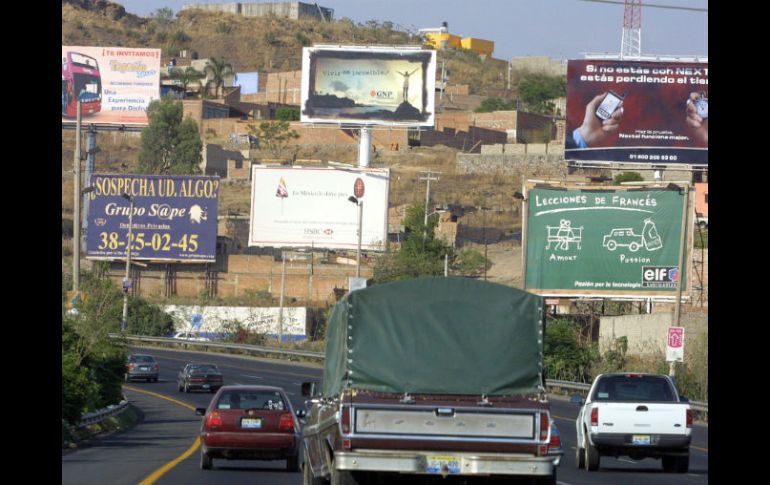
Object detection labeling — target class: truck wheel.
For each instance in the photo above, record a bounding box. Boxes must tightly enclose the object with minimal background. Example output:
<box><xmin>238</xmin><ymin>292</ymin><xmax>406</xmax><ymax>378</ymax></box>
<box><xmin>302</xmin><ymin>461</ymin><xmax>323</xmax><ymax>485</ymax></box>
<box><xmin>535</xmin><ymin>469</ymin><xmax>557</xmax><ymax>485</ymax></box>
<box><xmin>330</xmin><ymin>459</ymin><xmax>358</xmax><ymax>485</ymax></box>
<box><xmin>663</xmin><ymin>454</ymin><xmax>689</xmax><ymax>473</ymax></box>
<box><xmin>576</xmin><ymin>444</ymin><xmax>585</xmax><ymax>469</ymax></box>
<box><xmin>584</xmin><ymin>434</ymin><xmax>600</xmax><ymax>471</ymax></box>
<box><xmin>286</xmin><ymin>453</ymin><xmax>300</xmax><ymax>472</ymax></box>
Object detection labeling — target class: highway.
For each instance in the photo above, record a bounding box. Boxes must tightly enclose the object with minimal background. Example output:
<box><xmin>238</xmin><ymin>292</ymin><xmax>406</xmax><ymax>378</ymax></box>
<box><xmin>62</xmin><ymin>347</ymin><xmax>708</xmax><ymax>485</ymax></box>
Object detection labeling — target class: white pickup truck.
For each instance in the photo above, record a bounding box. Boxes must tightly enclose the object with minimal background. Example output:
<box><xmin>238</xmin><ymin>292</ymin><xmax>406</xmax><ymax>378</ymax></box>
<box><xmin>575</xmin><ymin>373</ymin><xmax>692</xmax><ymax>473</ymax></box>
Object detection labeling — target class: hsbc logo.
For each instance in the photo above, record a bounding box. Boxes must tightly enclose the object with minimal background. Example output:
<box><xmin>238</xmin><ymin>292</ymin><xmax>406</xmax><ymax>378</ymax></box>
<box><xmin>641</xmin><ymin>266</ymin><xmax>679</xmax><ymax>288</ymax></box>
<box><xmin>304</xmin><ymin>228</ymin><xmax>334</xmax><ymax>236</ymax></box>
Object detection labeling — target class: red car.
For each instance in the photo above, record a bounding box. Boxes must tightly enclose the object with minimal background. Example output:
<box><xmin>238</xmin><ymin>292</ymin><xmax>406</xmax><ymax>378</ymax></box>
<box><xmin>196</xmin><ymin>385</ymin><xmax>302</xmax><ymax>471</ymax></box>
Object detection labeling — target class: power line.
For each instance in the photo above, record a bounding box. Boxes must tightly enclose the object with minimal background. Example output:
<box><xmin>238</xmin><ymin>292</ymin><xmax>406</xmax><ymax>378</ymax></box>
<box><xmin>578</xmin><ymin>0</ymin><xmax>708</xmax><ymax>12</ymax></box>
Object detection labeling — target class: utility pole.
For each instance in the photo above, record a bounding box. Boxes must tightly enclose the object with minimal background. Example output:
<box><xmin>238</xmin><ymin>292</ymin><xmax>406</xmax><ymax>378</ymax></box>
<box><xmin>670</xmin><ymin>183</ymin><xmax>690</xmax><ymax>380</ymax></box>
<box><xmin>73</xmin><ymin>101</ymin><xmax>82</xmax><ymax>294</ymax></box>
<box><xmin>121</xmin><ymin>193</ymin><xmax>134</xmax><ymax>332</ymax></box>
<box><xmin>419</xmin><ymin>171</ymin><xmax>441</xmax><ymax>242</ymax></box>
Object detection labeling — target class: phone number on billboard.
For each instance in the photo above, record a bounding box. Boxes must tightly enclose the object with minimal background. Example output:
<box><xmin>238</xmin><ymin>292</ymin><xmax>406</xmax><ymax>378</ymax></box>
<box><xmin>628</xmin><ymin>154</ymin><xmax>677</xmax><ymax>161</ymax></box>
<box><xmin>96</xmin><ymin>232</ymin><xmax>200</xmax><ymax>252</ymax></box>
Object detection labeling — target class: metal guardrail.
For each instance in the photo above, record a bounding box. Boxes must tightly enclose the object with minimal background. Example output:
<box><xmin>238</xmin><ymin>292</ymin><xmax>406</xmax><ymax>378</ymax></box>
<box><xmin>77</xmin><ymin>398</ymin><xmax>130</xmax><ymax>429</ymax></box>
<box><xmin>115</xmin><ymin>335</ymin><xmax>707</xmax><ymax>414</ymax></box>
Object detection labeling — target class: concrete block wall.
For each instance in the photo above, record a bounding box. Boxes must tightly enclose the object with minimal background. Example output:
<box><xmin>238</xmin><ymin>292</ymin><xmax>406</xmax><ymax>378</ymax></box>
<box><xmin>457</xmin><ymin>153</ymin><xmax>568</xmax><ymax>179</ymax></box>
<box><xmin>599</xmin><ymin>312</ymin><xmax>707</xmax><ymax>356</ymax></box>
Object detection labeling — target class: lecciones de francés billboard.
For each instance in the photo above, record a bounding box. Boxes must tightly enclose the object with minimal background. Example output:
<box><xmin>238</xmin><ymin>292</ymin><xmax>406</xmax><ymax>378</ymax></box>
<box><xmin>524</xmin><ymin>185</ymin><xmax>690</xmax><ymax>299</ymax></box>
<box><xmin>565</xmin><ymin>59</ymin><xmax>708</xmax><ymax>165</ymax></box>
<box><xmin>301</xmin><ymin>46</ymin><xmax>436</xmax><ymax>126</ymax></box>
<box><xmin>249</xmin><ymin>166</ymin><xmax>389</xmax><ymax>250</ymax></box>
<box><xmin>86</xmin><ymin>174</ymin><xmax>219</xmax><ymax>262</ymax></box>
<box><xmin>62</xmin><ymin>46</ymin><xmax>161</xmax><ymax>125</ymax></box>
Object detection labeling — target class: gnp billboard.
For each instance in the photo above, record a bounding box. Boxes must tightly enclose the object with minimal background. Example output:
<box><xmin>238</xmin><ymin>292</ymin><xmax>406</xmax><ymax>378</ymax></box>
<box><xmin>249</xmin><ymin>166</ymin><xmax>389</xmax><ymax>250</ymax></box>
<box><xmin>301</xmin><ymin>46</ymin><xmax>436</xmax><ymax>126</ymax></box>
<box><xmin>565</xmin><ymin>59</ymin><xmax>708</xmax><ymax>165</ymax></box>
<box><xmin>62</xmin><ymin>46</ymin><xmax>161</xmax><ymax>125</ymax></box>
<box><xmin>524</xmin><ymin>184</ymin><xmax>690</xmax><ymax>299</ymax></box>
<box><xmin>85</xmin><ymin>174</ymin><xmax>219</xmax><ymax>262</ymax></box>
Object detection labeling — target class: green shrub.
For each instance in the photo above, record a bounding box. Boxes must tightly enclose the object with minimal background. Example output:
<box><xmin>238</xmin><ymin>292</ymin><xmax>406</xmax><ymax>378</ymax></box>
<box><xmin>613</xmin><ymin>171</ymin><xmax>644</xmax><ymax>184</ymax></box>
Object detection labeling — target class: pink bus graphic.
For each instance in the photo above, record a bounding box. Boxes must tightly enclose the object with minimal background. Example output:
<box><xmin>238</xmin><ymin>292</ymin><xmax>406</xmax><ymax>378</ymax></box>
<box><xmin>62</xmin><ymin>52</ymin><xmax>102</xmax><ymax>118</ymax></box>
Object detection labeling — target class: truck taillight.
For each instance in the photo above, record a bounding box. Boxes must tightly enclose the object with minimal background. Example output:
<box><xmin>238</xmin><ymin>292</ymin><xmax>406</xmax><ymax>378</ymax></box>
<box><xmin>590</xmin><ymin>406</ymin><xmax>599</xmax><ymax>426</ymax></box>
<box><xmin>279</xmin><ymin>413</ymin><xmax>295</xmax><ymax>431</ymax></box>
<box><xmin>206</xmin><ymin>412</ymin><xmax>222</xmax><ymax>427</ymax></box>
<box><xmin>548</xmin><ymin>432</ymin><xmax>561</xmax><ymax>451</ymax></box>
<box><xmin>539</xmin><ymin>413</ymin><xmax>549</xmax><ymax>442</ymax></box>
<box><xmin>686</xmin><ymin>409</ymin><xmax>692</xmax><ymax>428</ymax></box>
<box><xmin>341</xmin><ymin>406</ymin><xmax>351</xmax><ymax>435</ymax></box>
<box><xmin>127</xmin><ymin>363</ymin><xmax>135</xmax><ymax>370</ymax></box>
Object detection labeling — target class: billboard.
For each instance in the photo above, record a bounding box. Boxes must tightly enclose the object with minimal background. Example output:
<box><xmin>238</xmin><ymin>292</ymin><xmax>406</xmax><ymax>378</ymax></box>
<box><xmin>235</xmin><ymin>72</ymin><xmax>259</xmax><ymax>95</ymax></box>
<box><xmin>301</xmin><ymin>46</ymin><xmax>436</xmax><ymax>126</ymax></box>
<box><xmin>523</xmin><ymin>184</ymin><xmax>691</xmax><ymax>299</ymax></box>
<box><xmin>62</xmin><ymin>46</ymin><xmax>161</xmax><ymax>125</ymax></box>
<box><xmin>249</xmin><ymin>166</ymin><xmax>389</xmax><ymax>250</ymax></box>
<box><xmin>565</xmin><ymin>59</ymin><xmax>708</xmax><ymax>165</ymax></box>
<box><xmin>85</xmin><ymin>174</ymin><xmax>219</xmax><ymax>262</ymax></box>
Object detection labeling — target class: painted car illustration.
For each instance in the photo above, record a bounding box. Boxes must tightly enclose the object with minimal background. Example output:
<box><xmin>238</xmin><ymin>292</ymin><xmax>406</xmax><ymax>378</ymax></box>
<box><xmin>602</xmin><ymin>218</ymin><xmax>662</xmax><ymax>252</ymax></box>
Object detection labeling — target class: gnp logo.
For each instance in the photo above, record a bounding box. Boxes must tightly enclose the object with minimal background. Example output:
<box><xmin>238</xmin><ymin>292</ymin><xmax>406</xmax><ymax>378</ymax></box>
<box><xmin>369</xmin><ymin>90</ymin><xmax>394</xmax><ymax>100</ymax></box>
<box><xmin>641</xmin><ymin>266</ymin><xmax>679</xmax><ymax>288</ymax></box>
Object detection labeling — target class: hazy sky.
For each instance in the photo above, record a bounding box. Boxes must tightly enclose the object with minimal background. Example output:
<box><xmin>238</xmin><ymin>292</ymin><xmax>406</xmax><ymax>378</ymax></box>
<box><xmin>114</xmin><ymin>0</ymin><xmax>708</xmax><ymax>62</ymax></box>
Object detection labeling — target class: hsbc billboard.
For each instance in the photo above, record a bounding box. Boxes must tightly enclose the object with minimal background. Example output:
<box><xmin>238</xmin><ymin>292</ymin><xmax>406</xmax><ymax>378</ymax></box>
<box><xmin>248</xmin><ymin>166</ymin><xmax>389</xmax><ymax>250</ymax></box>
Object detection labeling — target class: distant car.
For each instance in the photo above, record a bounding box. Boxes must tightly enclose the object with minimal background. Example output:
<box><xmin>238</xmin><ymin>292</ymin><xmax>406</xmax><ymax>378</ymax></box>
<box><xmin>196</xmin><ymin>385</ymin><xmax>302</xmax><ymax>471</ymax></box>
<box><xmin>125</xmin><ymin>354</ymin><xmax>159</xmax><ymax>383</ymax></box>
<box><xmin>172</xmin><ymin>331</ymin><xmax>211</xmax><ymax>342</ymax></box>
<box><xmin>178</xmin><ymin>363</ymin><xmax>224</xmax><ymax>393</ymax></box>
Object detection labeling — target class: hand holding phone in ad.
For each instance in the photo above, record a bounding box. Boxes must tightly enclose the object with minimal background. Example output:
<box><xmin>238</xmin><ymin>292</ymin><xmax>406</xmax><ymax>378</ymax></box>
<box><xmin>572</xmin><ymin>92</ymin><xmax>625</xmax><ymax>147</ymax></box>
<box><xmin>685</xmin><ymin>92</ymin><xmax>708</xmax><ymax>144</ymax></box>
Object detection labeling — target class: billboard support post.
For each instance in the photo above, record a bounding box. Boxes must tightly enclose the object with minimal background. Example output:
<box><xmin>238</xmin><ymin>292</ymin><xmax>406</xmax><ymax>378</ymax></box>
<box><xmin>82</xmin><ymin>126</ymin><xmax>97</xmax><ymax>248</ymax></box>
<box><xmin>278</xmin><ymin>253</ymin><xmax>286</xmax><ymax>343</ymax></box>
<box><xmin>121</xmin><ymin>194</ymin><xmax>134</xmax><ymax>333</ymax></box>
<box><xmin>515</xmin><ymin>189</ymin><xmax>528</xmax><ymax>288</ymax></box>
<box><xmin>358</xmin><ymin>128</ymin><xmax>371</xmax><ymax>167</ymax></box>
<box><xmin>670</xmin><ymin>184</ymin><xmax>690</xmax><ymax>380</ymax></box>
<box><xmin>73</xmin><ymin>101</ymin><xmax>82</xmax><ymax>294</ymax></box>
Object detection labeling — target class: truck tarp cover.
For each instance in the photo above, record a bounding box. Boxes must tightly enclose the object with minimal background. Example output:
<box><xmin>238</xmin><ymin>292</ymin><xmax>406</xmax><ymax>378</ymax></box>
<box><xmin>324</xmin><ymin>277</ymin><xmax>544</xmax><ymax>396</ymax></box>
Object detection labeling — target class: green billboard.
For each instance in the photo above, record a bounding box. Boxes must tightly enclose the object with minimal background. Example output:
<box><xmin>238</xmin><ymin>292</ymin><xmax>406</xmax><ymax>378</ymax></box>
<box><xmin>524</xmin><ymin>185</ymin><xmax>689</xmax><ymax>298</ymax></box>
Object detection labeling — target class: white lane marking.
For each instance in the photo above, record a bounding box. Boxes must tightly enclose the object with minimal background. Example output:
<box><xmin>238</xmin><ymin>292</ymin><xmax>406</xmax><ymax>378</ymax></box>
<box><xmin>232</xmin><ymin>381</ymin><xmax>243</xmax><ymax>386</ymax></box>
<box><xmin>241</xmin><ymin>374</ymin><xmax>264</xmax><ymax>380</ymax></box>
<box><xmin>618</xmin><ymin>458</ymin><xmax>637</xmax><ymax>464</ymax></box>
<box><xmin>286</xmin><ymin>391</ymin><xmax>296</xmax><ymax>396</ymax></box>
<box><xmin>293</xmin><ymin>382</ymin><xmax>304</xmax><ymax>386</ymax></box>
<box><xmin>557</xmin><ymin>481</ymin><xmax>574</xmax><ymax>485</ymax></box>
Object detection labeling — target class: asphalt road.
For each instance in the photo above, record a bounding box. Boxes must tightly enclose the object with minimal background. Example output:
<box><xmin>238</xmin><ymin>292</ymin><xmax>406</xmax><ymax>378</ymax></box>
<box><xmin>62</xmin><ymin>346</ymin><xmax>708</xmax><ymax>485</ymax></box>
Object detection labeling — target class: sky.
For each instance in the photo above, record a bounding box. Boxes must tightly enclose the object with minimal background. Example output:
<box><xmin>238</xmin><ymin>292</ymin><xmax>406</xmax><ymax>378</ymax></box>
<box><xmin>114</xmin><ymin>0</ymin><xmax>708</xmax><ymax>62</ymax></box>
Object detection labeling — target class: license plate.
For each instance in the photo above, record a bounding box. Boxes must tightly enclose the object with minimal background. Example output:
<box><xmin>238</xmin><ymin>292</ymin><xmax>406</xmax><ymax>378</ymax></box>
<box><xmin>241</xmin><ymin>418</ymin><xmax>262</xmax><ymax>429</ymax></box>
<box><xmin>202</xmin><ymin>384</ymin><xmax>210</xmax><ymax>389</ymax></box>
<box><xmin>426</xmin><ymin>456</ymin><xmax>460</xmax><ymax>474</ymax></box>
<box><xmin>140</xmin><ymin>366</ymin><xmax>149</xmax><ymax>371</ymax></box>
<box><xmin>632</xmin><ymin>435</ymin><xmax>651</xmax><ymax>445</ymax></box>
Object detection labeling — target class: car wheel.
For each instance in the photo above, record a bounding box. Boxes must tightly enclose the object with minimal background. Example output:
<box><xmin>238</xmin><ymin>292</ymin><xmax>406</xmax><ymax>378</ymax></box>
<box><xmin>629</xmin><ymin>242</ymin><xmax>640</xmax><ymax>252</ymax></box>
<box><xmin>200</xmin><ymin>449</ymin><xmax>212</xmax><ymax>470</ymax></box>
<box><xmin>662</xmin><ymin>454</ymin><xmax>689</xmax><ymax>473</ymax></box>
<box><xmin>287</xmin><ymin>453</ymin><xmax>300</xmax><ymax>472</ymax></box>
<box><xmin>584</xmin><ymin>432</ymin><xmax>600</xmax><ymax>471</ymax></box>
<box><xmin>302</xmin><ymin>461</ymin><xmax>323</xmax><ymax>485</ymax></box>
<box><xmin>606</xmin><ymin>240</ymin><xmax>617</xmax><ymax>251</ymax></box>
<box><xmin>535</xmin><ymin>469</ymin><xmax>557</xmax><ymax>485</ymax></box>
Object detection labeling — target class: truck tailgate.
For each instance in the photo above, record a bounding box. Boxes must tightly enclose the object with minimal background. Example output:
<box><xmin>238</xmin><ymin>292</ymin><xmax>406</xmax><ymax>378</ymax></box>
<box><xmin>597</xmin><ymin>402</ymin><xmax>689</xmax><ymax>436</ymax></box>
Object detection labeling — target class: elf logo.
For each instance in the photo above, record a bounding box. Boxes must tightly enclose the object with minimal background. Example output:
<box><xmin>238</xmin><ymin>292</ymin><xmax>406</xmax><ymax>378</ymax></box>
<box><xmin>642</xmin><ymin>266</ymin><xmax>679</xmax><ymax>288</ymax></box>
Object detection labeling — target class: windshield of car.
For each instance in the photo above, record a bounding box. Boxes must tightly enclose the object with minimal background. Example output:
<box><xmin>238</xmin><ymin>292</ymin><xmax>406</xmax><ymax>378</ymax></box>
<box><xmin>216</xmin><ymin>390</ymin><xmax>286</xmax><ymax>410</ymax></box>
<box><xmin>592</xmin><ymin>375</ymin><xmax>676</xmax><ymax>402</ymax></box>
<box><xmin>129</xmin><ymin>355</ymin><xmax>156</xmax><ymax>363</ymax></box>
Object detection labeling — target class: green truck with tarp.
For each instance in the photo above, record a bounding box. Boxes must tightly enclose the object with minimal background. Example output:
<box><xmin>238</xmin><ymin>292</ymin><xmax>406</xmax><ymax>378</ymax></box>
<box><xmin>301</xmin><ymin>277</ymin><xmax>560</xmax><ymax>485</ymax></box>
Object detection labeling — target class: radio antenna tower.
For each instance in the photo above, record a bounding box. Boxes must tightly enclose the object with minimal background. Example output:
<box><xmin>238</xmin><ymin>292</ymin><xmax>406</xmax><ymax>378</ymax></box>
<box><xmin>620</xmin><ymin>0</ymin><xmax>642</xmax><ymax>59</ymax></box>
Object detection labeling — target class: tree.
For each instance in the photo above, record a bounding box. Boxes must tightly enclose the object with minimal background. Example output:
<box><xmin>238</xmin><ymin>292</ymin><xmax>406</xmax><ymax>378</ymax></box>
<box><xmin>373</xmin><ymin>205</ymin><xmax>455</xmax><ymax>283</ymax></box>
<box><xmin>247</xmin><ymin>120</ymin><xmax>300</xmax><ymax>160</ymax></box>
<box><xmin>475</xmin><ymin>97</ymin><xmax>516</xmax><ymax>113</ymax></box>
<box><xmin>138</xmin><ymin>96</ymin><xmax>202</xmax><ymax>175</ymax></box>
<box><xmin>517</xmin><ymin>74</ymin><xmax>566</xmax><ymax>115</ymax></box>
<box><xmin>204</xmin><ymin>57</ymin><xmax>234</xmax><ymax>98</ymax></box>
<box><xmin>168</xmin><ymin>66</ymin><xmax>205</xmax><ymax>98</ymax></box>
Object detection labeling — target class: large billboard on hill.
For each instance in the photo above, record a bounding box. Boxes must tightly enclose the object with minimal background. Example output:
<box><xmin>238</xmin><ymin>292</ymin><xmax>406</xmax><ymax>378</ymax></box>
<box><xmin>300</xmin><ymin>46</ymin><xmax>436</xmax><ymax>127</ymax></box>
<box><xmin>564</xmin><ymin>59</ymin><xmax>708</xmax><ymax>165</ymax></box>
<box><xmin>249</xmin><ymin>166</ymin><xmax>389</xmax><ymax>250</ymax></box>
<box><xmin>62</xmin><ymin>46</ymin><xmax>161</xmax><ymax>125</ymax></box>
<box><xmin>523</xmin><ymin>183</ymin><xmax>692</xmax><ymax>300</ymax></box>
<box><xmin>85</xmin><ymin>174</ymin><xmax>219</xmax><ymax>262</ymax></box>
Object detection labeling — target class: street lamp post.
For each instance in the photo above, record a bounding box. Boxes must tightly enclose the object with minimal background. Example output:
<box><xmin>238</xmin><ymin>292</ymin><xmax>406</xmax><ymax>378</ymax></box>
<box><xmin>121</xmin><ymin>193</ymin><xmax>134</xmax><ymax>332</ymax></box>
<box><xmin>348</xmin><ymin>196</ymin><xmax>363</xmax><ymax>278</ymax></box>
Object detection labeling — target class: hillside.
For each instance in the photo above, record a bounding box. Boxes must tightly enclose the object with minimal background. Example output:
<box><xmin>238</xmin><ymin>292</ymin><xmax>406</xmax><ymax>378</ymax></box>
<box><xmin>62</xmin><ymin>0</ymin><xmax>512</xmax><ymax>95</ymax></box>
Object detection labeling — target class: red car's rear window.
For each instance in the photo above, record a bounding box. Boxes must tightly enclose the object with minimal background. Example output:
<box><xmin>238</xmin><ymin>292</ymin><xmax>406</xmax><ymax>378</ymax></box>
<box><xmin>216</xmin><ymin>391</ymin><xmax>287</xmax><ymax>411</ymax></box>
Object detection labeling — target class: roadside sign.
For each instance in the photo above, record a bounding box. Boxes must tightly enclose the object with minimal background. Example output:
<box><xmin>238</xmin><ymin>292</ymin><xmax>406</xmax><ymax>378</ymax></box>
<box><xmin>666</xmin><ymin>327</ymin><xmax>685</xmax><ymax>362</ymax></box>
<box><xmin>65</xmin><ymin>291</ymin><xmax>86</xmax><ymax>310</ymax></box>
<box><xmin>349</xmin><ymin>277</ymin><xmax>367</xmax><ymax>293</ymax></box>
